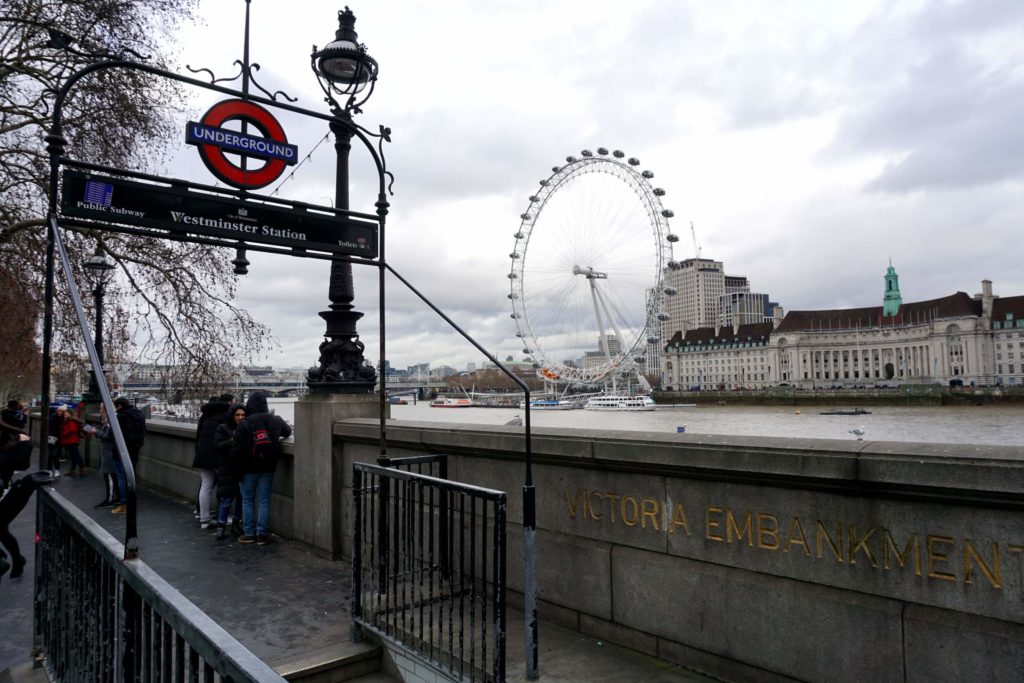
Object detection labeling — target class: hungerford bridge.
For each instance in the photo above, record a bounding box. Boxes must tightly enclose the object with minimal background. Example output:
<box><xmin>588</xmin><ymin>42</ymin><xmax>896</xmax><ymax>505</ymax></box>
<box><xmin>118</xmin><ymin>377</ymin><xmax>447</xmax><ymax>398</ymax></box>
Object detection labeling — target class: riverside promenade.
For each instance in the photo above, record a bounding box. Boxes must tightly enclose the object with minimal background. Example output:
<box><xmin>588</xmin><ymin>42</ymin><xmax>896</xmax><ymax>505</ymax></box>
<box><xmin>0</xmin><ymin>470</ymin><xmax>713</xmax><ymax>682</ymax></box>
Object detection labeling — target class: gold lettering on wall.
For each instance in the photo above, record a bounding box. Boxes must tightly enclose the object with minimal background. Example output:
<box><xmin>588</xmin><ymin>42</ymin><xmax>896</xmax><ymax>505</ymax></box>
<box><xmin>706</xmin><ymin>506</ymin><xmax>724</xmax><ymax>542</ymax></box>
<box><xmin>882</xmin><ymin>530</ymin><xmax>922</xmax><ymax>576</ymax></box>
<box><xmin>927</xmin><ymin>535</ymin><xmax>957</xmax><ymax>582</ymax></box>
<box><xmin>621</xmin><ymin>496</ymin><xmax>640</xmax><ymax>527</ymax></box>
<box><xmin>565</xmin><ymin>489</ymin><xmax>582</xmax><ymax>518</ymax></box>
<box><xmin>560</xmin><ymin>488</ymin><xmax>1021</xmax><ymax>594</ymax></box>
<box><xmin>784</xmin><ymin>517</ymin><xmax>811</xmax><ymax>556</ymax></box>
<box><xmin>727</xmin><ymin>510</ymin><xmax>753</xmax><ymax>546</ymax></box>
<box><xmin>816</xmin><ymin>521</ymin><xmax>845</xmax><ymax>563</ymax></box>
<box><xmin>605</xmin><ymin>492</ymin><xmax>620</xmax><ymax>524</ymax></box>
<box><xmin>849</xmin><ymin>526</ymin><xmax>879</xmax><ymax>568</ymax></box>
<box><xmin>641</xmin><ymin>498</ymin><xmax>660</xmax><ymax>530</ymax></box>
<box><xmin>964</xmin><ymin>539</ymin><xmax>1001</xmax><ymax>589</ymax></box>
<box><xmin>669</xmin><ymin>503</ymin><xmax>690</xmax><ymax>535</ymax></box>
<box><xmin>757</xmin><ymin>513</ymin><xmax>780</xmax><ymax>550</ymax></box>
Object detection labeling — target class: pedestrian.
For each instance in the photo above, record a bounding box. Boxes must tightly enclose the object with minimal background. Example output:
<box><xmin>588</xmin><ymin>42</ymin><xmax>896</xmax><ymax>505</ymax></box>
<box><xmin>92</xmin><ymin>403</ymin><xmax>119</xmax><ymax>509</ymax></box>
<box><xmin>1</xmin><ymin>471</ymin><xmax>53</xmax><ymax>585</ymax></box>
<box><xmin>0</xmin><ymin>400</ymin><xmax>26</xmax><ymax>435</ymax></box>
<box><xmin>0</xmin><ymin>417</ymin><xmax>32</xmax><ymax>493</ymax></box>
<box><xmin>60</xmin><ymin>404</ymin><xmax>86</xmax><ymax>477</ymax></box>
<box><xmin>46</xmin><ymin>404</ymin><xmax>65</xmax><ymax>476</ymax></box>
<box><xmin>231</xmin><ymin>391</ymin><xmax>290</xmax><ymax>546</ymax></box>
<box><xmin>213</xmin><ymin>403</ymin><xmax>246</xmax><ymax>540</ymax></box>
<box><xmin>110</xmin><ymin>397</ymin><xmax>146</xmax><ymax>515</ymax></box>
<box><xmin>192</xmin><ymin>394</ymin><xmax>232</xmax><ymax>529</ymax></box>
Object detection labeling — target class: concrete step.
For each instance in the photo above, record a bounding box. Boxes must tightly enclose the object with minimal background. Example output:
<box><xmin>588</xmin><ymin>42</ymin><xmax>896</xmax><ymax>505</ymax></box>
<box><xmin>272</xmin><ymin>640</ymin><xmax>384</xmax><ymax>682</ymax></box>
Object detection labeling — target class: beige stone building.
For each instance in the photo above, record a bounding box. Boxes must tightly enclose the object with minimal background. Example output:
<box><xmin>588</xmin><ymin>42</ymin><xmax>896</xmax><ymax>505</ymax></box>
<box><xmin>661</xmin><ymin>278</ymin><xmax>1024</xmax><ymax>390</ymax></box>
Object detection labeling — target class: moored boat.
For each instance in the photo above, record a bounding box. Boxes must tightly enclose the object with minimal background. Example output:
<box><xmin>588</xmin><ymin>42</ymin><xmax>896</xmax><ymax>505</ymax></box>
<box><xmin>430</xmin><ymin>396</ymin><xmax>473</xmax><ymax>408</ymax></box>
<box><xmin>518</xmin><ymin>398</ymin><xmax>579</xmax><ymax>410</ymax></box>
<box><xmin>584</xmin><ymin>395</ymin><xmax>657</xmax><ymax>411</ymax></box>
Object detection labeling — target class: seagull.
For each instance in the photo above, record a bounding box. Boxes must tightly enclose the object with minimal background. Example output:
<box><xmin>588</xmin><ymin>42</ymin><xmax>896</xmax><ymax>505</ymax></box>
<box><xmin>505</xmin><ymin>415</ymin><xmax>523</xmax><ymax>426</ymax></box>
<box><xmin>849</xmin><ymin>426</ymin><xmax>866</xmax><ymax>441</ymax></box>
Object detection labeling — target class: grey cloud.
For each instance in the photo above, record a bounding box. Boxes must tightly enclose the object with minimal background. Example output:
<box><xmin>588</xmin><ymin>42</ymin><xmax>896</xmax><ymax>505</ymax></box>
<box><xmin>828</xmin><ymin>0</ymin><xmax>1024</xmax><ymax>192</ymax></box>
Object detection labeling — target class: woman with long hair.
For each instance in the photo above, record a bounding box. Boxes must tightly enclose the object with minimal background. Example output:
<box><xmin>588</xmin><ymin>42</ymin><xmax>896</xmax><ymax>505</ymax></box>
<box><xmin>213</xmin><ymin>403</ymin><xmax>246</xmax><ymax>540</ymax></box>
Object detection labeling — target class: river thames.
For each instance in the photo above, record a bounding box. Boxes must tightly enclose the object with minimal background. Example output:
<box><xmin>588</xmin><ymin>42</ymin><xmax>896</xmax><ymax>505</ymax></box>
<box><xmin>263</xmin><ymin>398</ymin><xmax>1024</xmax><ymax>447</ymax></box>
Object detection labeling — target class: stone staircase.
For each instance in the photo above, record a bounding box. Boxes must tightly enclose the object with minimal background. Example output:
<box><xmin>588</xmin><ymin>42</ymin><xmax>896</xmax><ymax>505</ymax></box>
<box><xmin>272</xmin><ymin>640</ymin><xmax>396</xmax><ymax>682</ymax></box>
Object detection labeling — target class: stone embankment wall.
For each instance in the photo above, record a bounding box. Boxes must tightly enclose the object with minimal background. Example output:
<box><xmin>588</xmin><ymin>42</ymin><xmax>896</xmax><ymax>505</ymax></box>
<box><xmin>135</xmin><ymin>417</ymin><xmax>1024</xmax><ymax>681</ymax></box>
<box><xmin>334</xmin><ymin>420</ymin><xmax>1024</xmax><ymax>683</ymax></box>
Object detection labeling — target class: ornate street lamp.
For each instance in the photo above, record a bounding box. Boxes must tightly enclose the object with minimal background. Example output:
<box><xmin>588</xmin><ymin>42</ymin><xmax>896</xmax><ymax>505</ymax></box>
<box><xmin>306</xmin><ymin>6</ymin><xmax>379</xmax><ymax>393</ymax></box>
<box><xmin>83</xmin><ymin>245</ymin><xmax>115</xmax><ymax>401</ymax></box>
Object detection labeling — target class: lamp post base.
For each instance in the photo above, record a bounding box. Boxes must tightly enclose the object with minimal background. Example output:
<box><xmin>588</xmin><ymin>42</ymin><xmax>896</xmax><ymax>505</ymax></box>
<box><xmin>305</xmin><ymin>309</ymin><xmax>377</xmax><ymax>394</ymax></box>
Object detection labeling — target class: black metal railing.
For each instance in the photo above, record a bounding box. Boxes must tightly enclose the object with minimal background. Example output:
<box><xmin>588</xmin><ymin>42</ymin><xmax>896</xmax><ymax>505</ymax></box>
<box><xmin>352</xmin><ymin>462</ymin><xmax>506</xmax><ymax>683</ymax></box>
<box><xmin>33</xmin><ymin>487</ymin><xmax>284</xmax><ymax>682</ymax></box>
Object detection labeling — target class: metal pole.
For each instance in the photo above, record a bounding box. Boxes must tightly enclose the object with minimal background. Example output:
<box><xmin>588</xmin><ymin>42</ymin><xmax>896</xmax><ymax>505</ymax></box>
<box><xmin>306</xmin><ymin>112</ymin><xmax>376</xmax><ymax>396</ymax></box>
<box><xmin>86</xmin><ymin>282</ymin><xmax>104</xmax><ymax>398</ymax></box>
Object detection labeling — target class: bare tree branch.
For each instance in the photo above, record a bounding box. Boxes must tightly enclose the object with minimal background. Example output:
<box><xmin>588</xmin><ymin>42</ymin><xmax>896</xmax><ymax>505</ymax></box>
<box><xmin>0</xmin><ymin>0</ymin><xmax>274</xmax><ymax>403</ymax></box>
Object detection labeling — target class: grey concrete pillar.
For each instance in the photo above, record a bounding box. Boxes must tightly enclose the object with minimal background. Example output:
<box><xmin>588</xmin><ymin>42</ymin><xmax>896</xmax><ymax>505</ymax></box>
<box><xmin>292</xmin><ymin>393</ymin><xmax>384</xmax><ymax>558</ymax></box>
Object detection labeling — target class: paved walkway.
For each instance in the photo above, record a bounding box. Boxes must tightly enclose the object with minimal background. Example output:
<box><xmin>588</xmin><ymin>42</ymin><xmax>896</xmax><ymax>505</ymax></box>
<box><xmin>1</xmin><ymin>469</ymin><xmax>715</xmax><ymax>682</ymax></box>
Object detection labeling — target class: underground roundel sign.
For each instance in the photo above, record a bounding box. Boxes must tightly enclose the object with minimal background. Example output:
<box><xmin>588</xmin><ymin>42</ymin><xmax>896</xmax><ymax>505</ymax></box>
<box><xmin>186</xmin><ymin>99</ymin><xmax>298</xmax><ymax>190</ymax></box>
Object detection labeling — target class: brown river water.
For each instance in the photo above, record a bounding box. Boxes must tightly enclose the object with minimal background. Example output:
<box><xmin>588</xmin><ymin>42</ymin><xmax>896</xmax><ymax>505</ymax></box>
<box><xmin>264</xmin><ymin>398</ymin><xmax>1024</xmax><ymax>447</ymax></box>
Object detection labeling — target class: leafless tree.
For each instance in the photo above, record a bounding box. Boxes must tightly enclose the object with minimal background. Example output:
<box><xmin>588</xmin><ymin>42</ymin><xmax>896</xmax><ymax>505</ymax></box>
<box><xmin>0</xmin><ymin>0</ymin><xmax>273</xmax><ymax>403</ymax></box>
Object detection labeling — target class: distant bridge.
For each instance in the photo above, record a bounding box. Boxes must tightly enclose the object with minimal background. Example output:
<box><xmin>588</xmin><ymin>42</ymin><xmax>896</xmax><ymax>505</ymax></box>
<box><xmin>120</xmin><ymin>377</ymin><xmax>449</xmax><ymax>399</ymax></box>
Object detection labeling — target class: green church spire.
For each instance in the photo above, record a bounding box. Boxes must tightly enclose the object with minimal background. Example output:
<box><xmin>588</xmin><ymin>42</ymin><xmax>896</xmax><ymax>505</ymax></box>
<box><xmin>882</xmin><ymin>260</ymin><xmax>902</xmax><ymax>317</ymax></box>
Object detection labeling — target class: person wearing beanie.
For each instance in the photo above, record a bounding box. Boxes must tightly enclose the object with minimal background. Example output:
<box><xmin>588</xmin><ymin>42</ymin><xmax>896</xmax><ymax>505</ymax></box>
<box><xmin>231</xmin><ymin>391</ymin><xmax>290</xmax><ymax>545</ymax></box>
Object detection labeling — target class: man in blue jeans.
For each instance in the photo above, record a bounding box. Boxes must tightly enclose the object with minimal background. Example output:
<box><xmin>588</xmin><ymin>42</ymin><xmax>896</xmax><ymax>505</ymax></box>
<box><xmin>231</xmin><ymin>391</ymin><xmax>291</xmax><ymax>545</ymax></box>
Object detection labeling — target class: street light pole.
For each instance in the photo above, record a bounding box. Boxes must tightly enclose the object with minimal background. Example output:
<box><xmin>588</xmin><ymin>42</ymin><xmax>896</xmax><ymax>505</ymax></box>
<box><xmin>307</xmin><ymin>7</ymin><xmax>378</xmax><ymax>394</ymax></box>
<box><xmin>83</xmin><ymin>245</ymin><xmax>115</xmax><ymax>402</ymax></box>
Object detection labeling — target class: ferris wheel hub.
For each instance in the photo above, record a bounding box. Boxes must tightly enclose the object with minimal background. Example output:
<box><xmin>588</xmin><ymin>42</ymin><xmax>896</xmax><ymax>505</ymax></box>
<box><xmin>572</xmin><ymin>265</ymin><xmax>607</xmax><ymax>279</ymax></box>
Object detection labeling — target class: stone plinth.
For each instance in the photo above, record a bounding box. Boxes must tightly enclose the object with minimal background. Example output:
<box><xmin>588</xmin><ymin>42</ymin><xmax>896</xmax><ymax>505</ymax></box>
<box><xmin>293</xmin><ymin>393</ymin><xmax>385</xmax><ymax>558</ymax></box>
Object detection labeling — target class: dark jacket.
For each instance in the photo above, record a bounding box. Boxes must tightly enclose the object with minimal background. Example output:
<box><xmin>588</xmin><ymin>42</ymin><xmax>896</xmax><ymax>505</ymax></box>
<box><xmin>214</xmin><ymin>403</ymin><xmax>245</xmax><ymax>497</ymax></box>
<box><xmin>232</xmin><ymin>392</ymin><xmax>291</xmax><ymax>475</ymax></box>
<box><xmin>192</xmin><ymin>399</ymin><xmax>230</xmax><ymax>469</ymax></box>
<box><xmin>0</xmin><ymin>408</ymin><xmax>25</xmax><ymax>448</ymax></box>
<box><xmin>114</xmin><ymin>405</ymin><xmax>146</xmax><ymax>463</ymax></box>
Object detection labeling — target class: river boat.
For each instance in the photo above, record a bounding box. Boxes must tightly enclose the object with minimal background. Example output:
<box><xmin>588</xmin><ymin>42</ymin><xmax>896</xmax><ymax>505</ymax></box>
<box><xmin>518</xmin><ymin>398</ymin><xmax>579</xmax><ymax>410</ymax></box>
<box><xmin>584</xmin><ymin>395</ymin><xmax>657</xmax><ymax>411</ymax></box>
<box><xmin>820</xmin><ymin>408</ymin><xmax>872</xmax><ymax>415</ymax></box>
<box><xmin>430</xmin><ymin>396</ymin><xmax>473</xmax><ymax>408</ymax></box>
<box><xmin>387</xmin><ymin>396</ymin><xmax>408</xmax><ymax>405</ymax></box>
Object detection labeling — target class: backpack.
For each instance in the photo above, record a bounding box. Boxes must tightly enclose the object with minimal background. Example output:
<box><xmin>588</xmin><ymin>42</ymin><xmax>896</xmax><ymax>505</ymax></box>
<box><xmin>121</xmin><ymin>410</ymin><xmax>146</xmax><ymax>447</ymax></box>
<box><xmin>248</xmin><ymin>418</ymin><xmax>280</xmax><ymax>470</ymax></box>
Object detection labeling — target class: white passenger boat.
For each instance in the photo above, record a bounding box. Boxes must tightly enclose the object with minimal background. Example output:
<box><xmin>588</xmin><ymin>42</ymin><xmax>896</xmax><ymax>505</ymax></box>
<box><xmin>583</xmin><ymin>395</ymin><xmax>657</xmax><ymax>411</ymax></box>
<box><xmin>430</xmin><ymin>396</ymin><xmax>473</xmax><ymax>408</ymax></box>
<box><xmin>518</xmin><ymin>398</ymin><xmax>578</xmax><ymax>410</ymax></box>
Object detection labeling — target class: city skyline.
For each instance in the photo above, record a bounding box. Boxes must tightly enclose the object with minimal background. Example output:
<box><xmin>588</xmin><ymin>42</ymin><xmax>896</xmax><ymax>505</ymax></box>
<box><xmin>158</xmin><ymin>1</ymin><xmax>1024</xmax><ymax>372</ymax></box>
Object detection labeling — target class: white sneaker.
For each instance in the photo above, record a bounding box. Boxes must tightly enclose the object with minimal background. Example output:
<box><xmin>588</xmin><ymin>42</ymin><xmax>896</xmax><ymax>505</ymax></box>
<box><xmin>52</xmin><ymin>470</ymin><xmax>61</xmax><ymax>477</ymax></box>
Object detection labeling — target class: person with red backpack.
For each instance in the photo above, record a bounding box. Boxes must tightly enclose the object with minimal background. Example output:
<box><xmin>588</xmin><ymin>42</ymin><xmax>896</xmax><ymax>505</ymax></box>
<box><xmin>231</xmin><ymin>391</ymin><xmax>290</xmax><ymax>546</ymax></box>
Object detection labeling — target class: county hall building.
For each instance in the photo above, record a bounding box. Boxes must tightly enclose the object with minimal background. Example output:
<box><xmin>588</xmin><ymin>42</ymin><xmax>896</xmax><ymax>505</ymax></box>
<box><xmin>661</xmin><ymin>266</ymin><xmax>1024</xmax><ymax>390</ymax></box>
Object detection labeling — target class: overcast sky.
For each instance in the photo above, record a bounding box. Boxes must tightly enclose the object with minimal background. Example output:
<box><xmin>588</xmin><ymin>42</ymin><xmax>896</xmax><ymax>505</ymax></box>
<box><xmin>165</xmin><ymin>0</ymin><xmax>1024</xmax><ymax>372</ymax></box>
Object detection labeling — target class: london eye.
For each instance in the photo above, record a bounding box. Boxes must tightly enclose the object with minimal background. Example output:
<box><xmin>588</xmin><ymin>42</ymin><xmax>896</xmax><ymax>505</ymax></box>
<box><xmin>508</xmin><ymin>149</ymin><xmax>679</xmax><ymax>387</ymax></box>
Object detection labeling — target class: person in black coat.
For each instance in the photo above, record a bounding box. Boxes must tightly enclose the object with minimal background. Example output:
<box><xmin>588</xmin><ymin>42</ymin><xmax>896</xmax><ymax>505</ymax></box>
<box><xmin>0</xmin><ymin>417</ymin><xmax>31</xmax><ymax>493</ymax></box>
<box><xmin>213</xmin><ymin>403</ymin><xmax>246</xmax><ymax>540</ymax></box>
<box><xmin>192</xmin><ymin>394</ymin><xmax>232</xmax><ymax>529</ymax></box>
<box><xmin>232</xmin><ymin>391</ymin><xmax>290</xmax><ymax>545</ymax></box>
<box><xmin>1</xmin><ymin>471</ymin><xmax>53</xmax><ymax>584</ymax></box>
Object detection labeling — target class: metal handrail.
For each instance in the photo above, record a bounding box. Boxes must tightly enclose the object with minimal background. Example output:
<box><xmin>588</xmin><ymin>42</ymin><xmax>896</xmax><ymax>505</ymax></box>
<box><xmin>34</xmin><ymin>487</ymin><xmax>284</xmax><ymax>682</ymax></box>
<box><xmin>353</xmin><ymin>462</ymin><xmax>507</xmax><ymax>683</ymax></box>
<box><xmin>49</xmin><ymin>215</ymin><xmax>139</xmax><ymax>557</ymax></box>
